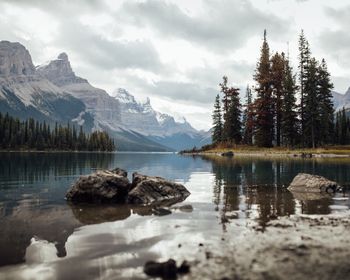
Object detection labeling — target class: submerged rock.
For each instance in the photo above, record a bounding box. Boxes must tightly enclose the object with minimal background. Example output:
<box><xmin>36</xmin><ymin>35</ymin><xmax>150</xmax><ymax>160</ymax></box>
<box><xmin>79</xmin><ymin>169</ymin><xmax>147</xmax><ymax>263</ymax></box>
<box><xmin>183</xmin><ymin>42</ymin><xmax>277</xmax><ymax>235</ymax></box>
<box><xmin>127</xmin><ymin>173</ymin><xmax>190</xmax><ymax>205</ymax></box>
<box><xmin>288</xmin><ymin>173</ymin><xmax>340</xmax><ymax>193</ymax></box>
<box><xmin>66</xmin><ymin>170</ymin><xmax>130</xmax><ymax>203</ymax></box>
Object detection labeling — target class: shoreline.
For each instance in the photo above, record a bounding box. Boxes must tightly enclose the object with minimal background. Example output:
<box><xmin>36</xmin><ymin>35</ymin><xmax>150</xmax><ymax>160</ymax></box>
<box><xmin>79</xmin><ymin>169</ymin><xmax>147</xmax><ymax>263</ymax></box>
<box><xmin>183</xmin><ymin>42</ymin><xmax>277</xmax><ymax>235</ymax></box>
<box><xmin>180</xmin><ymin>148</ymin><xmax>350</xmax><ymax>158</ymax></box>
<box><xmin>185</xmin><ymin>212</ymin><xmax>350</xmax><ymax>280</ymax></box>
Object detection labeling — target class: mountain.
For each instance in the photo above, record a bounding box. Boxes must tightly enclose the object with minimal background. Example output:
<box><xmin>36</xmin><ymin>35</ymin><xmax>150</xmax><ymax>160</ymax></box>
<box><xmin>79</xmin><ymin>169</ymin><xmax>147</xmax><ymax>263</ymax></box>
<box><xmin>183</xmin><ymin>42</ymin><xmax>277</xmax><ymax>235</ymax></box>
<box><xmin>113</xmin><ymin>88</ymin><xmax>210</xmax><ymax>150</ymax></box>
<box><xmin>36</xmin><ymin>53</ymin><xmax>174</xmax><ymax>151</ymax></box>
<box><xmin>0</xmin><ymin>41</ymin><xmax>92</xmax><ymax>126</ymax></box>
<box><xmin>0</xmin><ymin>40</ymin><xmax>209</xmax><ymax>151</ymax></box>
<box><xmin>37</xmin><ymin>53</ymin><xmax>210</xmax><ymax>150</ymax></box>
<box><xmin>332</xmin><ymin>88</ymin><xmax>350</xmax><ymax>111</ymax></box>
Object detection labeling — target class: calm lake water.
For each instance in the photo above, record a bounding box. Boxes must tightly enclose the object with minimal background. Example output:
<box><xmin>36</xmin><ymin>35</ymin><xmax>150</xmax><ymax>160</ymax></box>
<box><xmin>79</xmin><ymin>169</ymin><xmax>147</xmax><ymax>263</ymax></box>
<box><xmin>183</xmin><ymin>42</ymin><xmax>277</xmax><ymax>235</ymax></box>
<box><xmin>0</xmin><ymin>152</ymin><xmax>350</xmax><ymax>279</ymax></box>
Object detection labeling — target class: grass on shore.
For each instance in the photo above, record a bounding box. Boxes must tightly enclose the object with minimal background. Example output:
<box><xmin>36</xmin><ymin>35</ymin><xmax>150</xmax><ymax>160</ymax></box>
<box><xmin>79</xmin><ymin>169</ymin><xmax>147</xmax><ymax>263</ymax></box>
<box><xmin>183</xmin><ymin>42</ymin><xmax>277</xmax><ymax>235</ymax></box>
<box><xmin>185</xmin><ymin>144</ymin><xmax>350</xmax><ymax>155</ymax></box>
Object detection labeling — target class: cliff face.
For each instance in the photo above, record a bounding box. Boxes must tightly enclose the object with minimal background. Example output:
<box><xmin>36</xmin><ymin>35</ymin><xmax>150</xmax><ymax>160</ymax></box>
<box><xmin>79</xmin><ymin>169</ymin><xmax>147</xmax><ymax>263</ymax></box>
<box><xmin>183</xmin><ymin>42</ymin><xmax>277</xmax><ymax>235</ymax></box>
<box><xmin>0</xmin><ymin>41</ymin><xmax>35</xmax><ymax>76</ymax></box>
<box><xmin>0</xmin><ymin>41</ymin><xmax>89</xmax><ymax>126</ymax></box>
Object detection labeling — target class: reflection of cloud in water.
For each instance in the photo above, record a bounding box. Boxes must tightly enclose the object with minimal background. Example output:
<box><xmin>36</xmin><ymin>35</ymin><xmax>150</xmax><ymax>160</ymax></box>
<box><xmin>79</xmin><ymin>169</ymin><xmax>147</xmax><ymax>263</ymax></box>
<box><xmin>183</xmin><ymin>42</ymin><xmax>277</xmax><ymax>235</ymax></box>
<box><xmin>25</xmin><ymin>237</ymin><xmax>59</xmax><ymax>264</ymax></box>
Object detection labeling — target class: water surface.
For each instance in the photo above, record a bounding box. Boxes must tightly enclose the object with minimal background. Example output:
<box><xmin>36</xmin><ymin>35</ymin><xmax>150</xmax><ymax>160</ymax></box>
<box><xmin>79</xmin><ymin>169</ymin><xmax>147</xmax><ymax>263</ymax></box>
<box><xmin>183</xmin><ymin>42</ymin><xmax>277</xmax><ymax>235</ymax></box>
<box><xmin>0</xmin><ymin>152</ymin><xmax>349</xmax><ymax>279</ymax></box>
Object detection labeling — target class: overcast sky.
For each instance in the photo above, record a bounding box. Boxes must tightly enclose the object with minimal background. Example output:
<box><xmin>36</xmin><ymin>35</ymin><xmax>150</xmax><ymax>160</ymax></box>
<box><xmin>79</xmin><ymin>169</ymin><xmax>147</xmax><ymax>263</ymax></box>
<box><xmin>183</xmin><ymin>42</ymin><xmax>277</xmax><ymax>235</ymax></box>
<box><xmin>0</xmin><ymin>0</ymin><xmax>349</xmax><ymax>130</ymax></box>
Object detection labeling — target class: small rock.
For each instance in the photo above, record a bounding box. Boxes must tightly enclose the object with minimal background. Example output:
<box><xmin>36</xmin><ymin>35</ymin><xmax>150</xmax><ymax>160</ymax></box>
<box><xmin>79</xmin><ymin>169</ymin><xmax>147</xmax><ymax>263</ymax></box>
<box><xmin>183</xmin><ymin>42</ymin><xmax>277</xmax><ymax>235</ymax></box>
<box><xmin>144</xmin><ymin>259</ymin><xmax>177</xmax><ymax>278</ymax></box>
<box><xmin>144</xmin><ymin>259</ymin><xmax>190</xmax><ymax>278</ymax></box>
<box><xmin>178</xmin><ymin>261</ymin><xmax>190</xmax><ymax>274</ymax></box>
<box><xmin>221</xmin><ymin>151</ymin><xmax>234</xmax><ymax>157</ymax></box>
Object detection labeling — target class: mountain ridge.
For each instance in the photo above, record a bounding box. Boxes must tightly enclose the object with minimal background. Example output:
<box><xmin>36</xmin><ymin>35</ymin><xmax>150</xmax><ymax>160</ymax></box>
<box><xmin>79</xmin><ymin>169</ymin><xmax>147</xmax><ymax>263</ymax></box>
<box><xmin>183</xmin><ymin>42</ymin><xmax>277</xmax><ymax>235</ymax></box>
<box><xmin>0</xmin><ymin>40</ymin><xmax>210</xmax><ymax>151</ymax></box>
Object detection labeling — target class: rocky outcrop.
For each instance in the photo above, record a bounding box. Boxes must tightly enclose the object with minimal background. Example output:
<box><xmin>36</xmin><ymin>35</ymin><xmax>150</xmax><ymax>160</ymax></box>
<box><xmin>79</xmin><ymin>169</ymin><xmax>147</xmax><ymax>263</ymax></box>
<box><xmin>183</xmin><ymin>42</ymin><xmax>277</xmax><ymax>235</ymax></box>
<box><xmin>36</xmin><ymin>52</ymin><xmax>87</xmax><ymax>87</ymax></box>
<box><xmin>66</xmin><ymin>169</ymin><xmax>190</xmax><ymax>206</ymax></box>
<box><xmin>0</xmin><ymin>41</ymin><xmax>35</xmax><ymax>76</ymax></box>
<box><xmin>288</xmin><ymin>173</ymin><xmax>340</xmax><ymax>193</ymax></box>
<box><xmin>127</xmin><ymin>173</ymin><xmax>191</xmax><ymax>205</ymax></box>
<box><xmin>66</xmin><ymin>170</ymin><xmax>130</xmax><ymax>203</ymax></box>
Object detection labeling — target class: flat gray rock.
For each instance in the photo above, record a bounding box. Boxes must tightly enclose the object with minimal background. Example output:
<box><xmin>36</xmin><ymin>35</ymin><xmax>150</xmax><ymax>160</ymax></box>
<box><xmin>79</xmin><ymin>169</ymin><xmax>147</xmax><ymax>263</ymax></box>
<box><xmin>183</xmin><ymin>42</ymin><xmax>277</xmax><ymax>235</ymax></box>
<box><xmin>288</xmin><ymin>173</ymin><xmax>339</xmax><ymax>193</ymax></box>
<box><xmin>127</xmin><ymin>173</ymin><xmax>190</xmax><ymax>205</ymax></box>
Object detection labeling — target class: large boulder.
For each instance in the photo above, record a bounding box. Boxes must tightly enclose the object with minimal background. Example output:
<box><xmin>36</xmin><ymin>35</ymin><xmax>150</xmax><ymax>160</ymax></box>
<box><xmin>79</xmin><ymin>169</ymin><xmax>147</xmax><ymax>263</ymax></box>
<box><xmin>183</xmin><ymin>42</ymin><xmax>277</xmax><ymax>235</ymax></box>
<box><xmin>66</xmin><ymin>170</ymin><xmax>130</xmax><ymax>203</ymax></box>
<box><xmin>127</xmin><ymin>173</ymin><xmax>190</xmax><ymax>205</ymax></box>
<box><xmin>288</xmin><ymin>173</ymin><xmax>340</xmax><ymax>193</ymax></box>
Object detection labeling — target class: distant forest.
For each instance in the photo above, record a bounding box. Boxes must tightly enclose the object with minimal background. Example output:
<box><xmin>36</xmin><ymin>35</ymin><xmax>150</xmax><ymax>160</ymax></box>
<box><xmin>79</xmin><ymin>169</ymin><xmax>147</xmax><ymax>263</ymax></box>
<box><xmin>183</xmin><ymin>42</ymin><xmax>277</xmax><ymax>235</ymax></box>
<box><xmin>0</xmin><ymin>112</ymin><xmax>115</xmax><ymax>151</ymax></box>
<box><xmin>212</xmin><ymin>30</ymin><xmax>349</xmax><ymax>148</ymax></box>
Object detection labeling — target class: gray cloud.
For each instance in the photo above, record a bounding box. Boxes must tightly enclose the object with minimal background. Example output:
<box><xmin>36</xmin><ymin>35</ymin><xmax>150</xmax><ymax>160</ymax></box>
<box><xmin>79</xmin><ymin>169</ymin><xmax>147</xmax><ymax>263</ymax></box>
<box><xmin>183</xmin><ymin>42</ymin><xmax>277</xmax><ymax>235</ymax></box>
<box><xmin>319</xmin><ymin>6</ymin><xmax>350</xmax><ymax>67</ymax></box>
<box><xmin>120</xmin><ymin>0</ymin><xmax>291</xmax><ymax>53</ymax></box>
<box><xmin>54</xmin><ymin>19</ymin><xmax>163</xmax><ymax>72</ymax></box>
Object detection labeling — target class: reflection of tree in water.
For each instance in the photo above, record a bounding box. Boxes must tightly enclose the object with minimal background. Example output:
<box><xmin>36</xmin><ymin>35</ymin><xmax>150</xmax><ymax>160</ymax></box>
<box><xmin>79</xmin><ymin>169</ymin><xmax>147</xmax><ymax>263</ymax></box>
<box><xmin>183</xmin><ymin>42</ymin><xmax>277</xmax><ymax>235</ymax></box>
<box><xmin>207</xmin><ymin>157</ymin><xmax>300</xmax><ymax>228</ymax></box>
<box><xmin>0</xmin><ymin>152</ymin><xmax>114</xmax><ymax>184</ymax></box>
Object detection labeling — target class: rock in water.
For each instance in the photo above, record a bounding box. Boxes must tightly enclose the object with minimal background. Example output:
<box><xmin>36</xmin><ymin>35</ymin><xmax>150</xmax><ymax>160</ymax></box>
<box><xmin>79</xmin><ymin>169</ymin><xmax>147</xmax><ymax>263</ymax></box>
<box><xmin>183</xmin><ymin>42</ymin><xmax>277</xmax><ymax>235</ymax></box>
<box><xmin>221</xmin><ymin>151</ymin><xmax>234</xmax><ymax>157</ymax></box>
<box><xmin>66</xmin><ymin>170</ymin><xmax>130</xmax><ymax>203</ymax></box>
<box><xmin>144</xmin><ymin>259</ymin><xmax>178</xmax><ymax>278</ymax></box>
<box><xmin>127</xmin><ymin>173</ymin><xmax>190</xmax><ymax>205</ymax></box>
<box><xmin>288</xmin><ymin>173</ymin><xmax>339</xmax><ymax>193</ymax></box>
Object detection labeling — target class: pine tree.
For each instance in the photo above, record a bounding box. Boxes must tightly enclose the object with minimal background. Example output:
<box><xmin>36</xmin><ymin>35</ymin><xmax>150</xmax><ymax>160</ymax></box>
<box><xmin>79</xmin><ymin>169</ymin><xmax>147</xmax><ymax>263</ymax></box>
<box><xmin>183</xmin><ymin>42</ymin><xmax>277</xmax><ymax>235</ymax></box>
<box><xmin>281</xmin><ymin>58</ymin><xmax>298</xmax><ymax>147</ymax></box>
<box><xmin>304</xmin><ymin>57</ymin><xmax>319</xmax><ymax>148</ymax></box>
<box><xmin>242</xmin><ymin>85</ymin><xmax>254</xmax><ymax>145</ymax></box>
<box><xmin>212</xmin><ymin>94</ymin><xmax>223</xmax><ymax>144</ymax></box>
<box><xmin>220</xmin><ymin>76</ymin><xmax>242</xmax><ymax>143</ymax></box>
<box><xmin>317</xmin><ymin>59</ymin><xmax>335</xmax><ymax>145</ymax></box>
<box><xmin>271</xmin><ymin>52</ymin><xmax>286</xmax><ymax>146</ymax></box>
<box><xmin>254</xmin><ymin>30</ymin><xmax>274</xmax><ymax>147</ymax></box>
<box><xmin>298</xmin><ymin>30</ymin><xmax>311</xmax><ymax>145</ymax></box>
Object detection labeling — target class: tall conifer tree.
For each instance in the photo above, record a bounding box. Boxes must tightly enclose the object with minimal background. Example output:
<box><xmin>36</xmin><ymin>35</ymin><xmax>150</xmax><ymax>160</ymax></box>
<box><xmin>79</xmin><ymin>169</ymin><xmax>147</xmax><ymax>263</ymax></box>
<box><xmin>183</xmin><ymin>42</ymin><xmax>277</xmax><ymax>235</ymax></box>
<box><xmin>212</xmin><ymin>94</ymin><xmax>223</xmax><ymax>144</ymax></box>
<box><xmin>242</xmin><ymin>85</ymin><xmax>254</xmax><ymax>145</ymax></box>
<box><xmin>281</xmin><ymin>58</ymin><xmax>298</xmax><ymax>147</ymax></box>
<box><xmin>254</xmin><ymin>30</ymin><xmax>274</xmax><ymax>147</ymax></box>
<box><xmin>317</xmin><ymin>59</ymin><xmax>335</xmax><ymax>145</ymax></box>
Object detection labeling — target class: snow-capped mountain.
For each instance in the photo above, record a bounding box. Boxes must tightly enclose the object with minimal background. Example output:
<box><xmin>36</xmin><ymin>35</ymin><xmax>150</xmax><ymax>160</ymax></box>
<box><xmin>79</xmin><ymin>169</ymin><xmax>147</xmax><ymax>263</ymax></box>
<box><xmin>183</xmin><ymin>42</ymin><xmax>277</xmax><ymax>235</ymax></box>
<box><xmin>0</xmin><ymin>40</ymin><xmax>209</xmax><ymax>151</ymax></box>
<box><xmin>113</xmin><ymin>88</ymin><xmax>210</xmax><ymax>150</ymax></box>
<box><xmin>332</xmin><ymin>88</ymin><xmax>350</xmax><ymax>111</ymax></box>
<box><xmin>0</xmin><ymin>41</ymin><xmax>90</xmax><ymax>125</ymax></box>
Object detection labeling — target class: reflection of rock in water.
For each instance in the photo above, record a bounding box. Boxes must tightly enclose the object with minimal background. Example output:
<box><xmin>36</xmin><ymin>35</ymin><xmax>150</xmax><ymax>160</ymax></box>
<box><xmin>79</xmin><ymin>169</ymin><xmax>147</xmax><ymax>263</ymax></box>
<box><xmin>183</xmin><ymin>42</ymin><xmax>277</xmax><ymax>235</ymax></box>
<box><xmin>0</xmin><ymin>205</ymin><xmax>81</xmax><ymax>266</ymax></box>
<box><xmin>69</xmin><ymin>204</ymin><xmax>132</xmax><ymax>224</ymax></box>
<box><xmin>291</xmin><ymin>191</ymin><xmax>332</xmax><ymax>201</ymax></box>
<box><xmin>290</xmin><ymin>191</ymin><xmax>332</xmax><ymax>215</ymax></box>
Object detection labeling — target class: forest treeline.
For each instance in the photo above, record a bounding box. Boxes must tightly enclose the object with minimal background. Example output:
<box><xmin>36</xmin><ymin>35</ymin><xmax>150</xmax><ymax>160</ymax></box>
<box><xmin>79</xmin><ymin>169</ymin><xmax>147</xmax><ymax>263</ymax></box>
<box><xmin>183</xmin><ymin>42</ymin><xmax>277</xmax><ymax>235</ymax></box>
<box><xmin>0</xmin><ymin>112</ymin><xmax>115</xmax><ymax>151</ymax></box>
<box><xmin>212</xmin><ymin>30</ymin><xmax>349</xmax><ymax>148</ymax></box>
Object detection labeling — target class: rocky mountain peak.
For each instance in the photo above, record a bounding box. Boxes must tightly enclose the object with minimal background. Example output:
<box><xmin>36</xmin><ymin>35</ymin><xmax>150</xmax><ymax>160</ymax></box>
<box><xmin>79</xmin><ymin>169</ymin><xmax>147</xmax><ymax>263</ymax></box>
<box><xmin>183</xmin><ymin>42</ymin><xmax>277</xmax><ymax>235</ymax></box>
<box><xmin>0</xmin><ymin>41</ymin><xmax>35</xmax><ymax>76</ymax></box>
<box><xmin>57</xmin><ymin>52</ymin><xmax>68</xmax><ymax>61</ymax></box>
<box><xmin>113</xmin><ymin>88</ymin><xmax>137</xmax><ymax>104</ymax></box>
<box><xmin>36</xmin><ymin>52</ymin><xmax>86</xmax><ymax>87</ymax></box>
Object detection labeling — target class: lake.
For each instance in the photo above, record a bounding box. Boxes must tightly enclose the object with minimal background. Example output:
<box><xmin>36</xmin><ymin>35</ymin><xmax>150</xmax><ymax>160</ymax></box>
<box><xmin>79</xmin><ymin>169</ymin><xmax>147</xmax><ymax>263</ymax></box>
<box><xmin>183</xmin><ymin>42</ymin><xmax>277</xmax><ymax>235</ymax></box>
<box><xmin>0</xmin><ymin>152</ymin><xmax>349</xmax><ymax>279</ymax></box>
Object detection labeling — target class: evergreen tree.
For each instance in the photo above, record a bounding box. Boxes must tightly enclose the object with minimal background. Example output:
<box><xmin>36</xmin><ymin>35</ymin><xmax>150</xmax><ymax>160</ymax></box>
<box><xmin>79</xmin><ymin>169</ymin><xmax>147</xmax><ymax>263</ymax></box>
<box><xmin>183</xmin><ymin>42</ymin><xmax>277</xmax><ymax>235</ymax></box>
<box><xmin>212</xmin><ymin>94</ymin><xmax>223</xmax><ymax>144</ymax></box>
<box><xmin>303</xmin><ymin>57</ymin><xmax>319</xmax><ymax>148</ymax></box>
<box><xmin>0</xmin><ymin>113</ymin><xmax>115</xmax><ymax>151</ymax></box>
<box><xmin>242</xmin><ymin>85</ymin><xmax>254</xmax><ymax>145</ymax></box>
<box><xmin>298</xmin><ymin>30</ymin><xmax>311</xmax><ymax>145</ymax></box>
<box><xmin>317</xmin><ymin>59</ymin><xmax>335</xmax><ymax>145</ymax></box>
<box><xmin>220</xmin><ymin>76</ymin><xmax>242</xmax><ymax>143</ymax></box>
<box><xmin>271</xmin><ymin>52</ymin><xmax>286</xmax><ymax>146</ymax></box>
<box><xmin>254</xmin><ymin>30</ymin><xmax>274</xmax><ymax>147</ymax></box>
<box><xmin>281</xmin><ymin>58</ymin><xmax>298</xmax><ymax>147</ymax></box>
